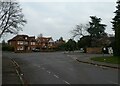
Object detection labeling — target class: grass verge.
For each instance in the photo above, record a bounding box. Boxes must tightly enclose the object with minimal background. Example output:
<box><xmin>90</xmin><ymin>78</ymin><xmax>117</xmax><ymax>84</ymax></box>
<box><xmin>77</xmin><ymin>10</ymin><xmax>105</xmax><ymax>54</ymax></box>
<box><xmin>91</xmin><ymin>56</ymin><xmax>120</xmax><ymax>64</ymax></box>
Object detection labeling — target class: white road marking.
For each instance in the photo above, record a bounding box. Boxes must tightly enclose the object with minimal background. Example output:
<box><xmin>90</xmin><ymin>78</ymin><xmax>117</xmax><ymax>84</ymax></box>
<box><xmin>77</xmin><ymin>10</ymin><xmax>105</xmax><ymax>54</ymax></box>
<box><xmin>42</xmin><ymin>68</ymin><xmax>45</xmax><ymax>70</ymax></box>
<box><xmin>38</xmin><ymin>65</ymin><xmax>41</xmax><ymax>67</ymax></box>
<box><xmin>108</xmin><ymin>80</ymin><xmax>119</xmax><ymax>85</ymax></box>
<box><xmin>54</xmin><ymin>75</ymin><xmax>59</xmax><ymax>78</ymax></box>
<box><xmin>67</xmin><ymin>55</ymin><xmax>77</xmax><ymax>60</ymax></box>
<box><xmin>67</xmin><ymin>55</ymin><xmax>70</xmax><ymax>57</ymax></box>
<box><xmin>69</xmin><ymin>68</ymin><xmax>74</xmax><ymax>71</ymax></box>
<box><xmin>95</xmin><ymin>65</ymin><xmax>98</xmax><ymax>66</ymax></box>
<box><xmin>100</xmin><ymin>66</ymin><xmax>107</xmax><ymax>69</ymax></box>
<box><xmin>33</xmin><ymin>64</ymin><xmax>37</xmax><ymax>66</ymax></box>
<box><xmin>63</xmin><ymin>80</ymin><xmax>70</xmax><ymax>84</ymax></box>
<box><xmin>47</xmin><ymin>71</ymin><xmax>51</xmax><ymax>74</ymax></box>
<box><xmin>33</xmin><ymin>64</ymin><xmax>40</xmax><ymax>67</ymax></box>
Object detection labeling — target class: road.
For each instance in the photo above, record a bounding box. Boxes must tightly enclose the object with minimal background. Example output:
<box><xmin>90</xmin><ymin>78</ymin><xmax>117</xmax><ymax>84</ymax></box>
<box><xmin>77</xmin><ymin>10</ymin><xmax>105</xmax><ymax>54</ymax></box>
<box><xmin>3</xmin><ymin>52</ymin><xmax>119</xmax><ymax>84</ymax></box>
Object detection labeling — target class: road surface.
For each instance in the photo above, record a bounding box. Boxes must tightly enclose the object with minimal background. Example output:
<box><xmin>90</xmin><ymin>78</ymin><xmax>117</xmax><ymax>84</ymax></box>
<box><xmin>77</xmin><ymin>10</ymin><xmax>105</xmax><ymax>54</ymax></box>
<box><xmin>3</xmin><ymin>52</ymin><xmax>119</xmax><ymax>84</ymax></box>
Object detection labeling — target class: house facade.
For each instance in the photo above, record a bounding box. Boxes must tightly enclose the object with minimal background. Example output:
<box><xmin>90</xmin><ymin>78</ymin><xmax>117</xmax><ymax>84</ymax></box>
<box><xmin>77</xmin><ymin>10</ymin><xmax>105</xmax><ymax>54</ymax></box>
<box><xmin>8</xmin><ymin>35</ymin><xmax>36</xmax><ymax>52</ymax></box>
<box><xmin>8</xmin><ymin>35</ymin><xmax>57</xmax><ymax>52</ymax></box>
<box><xmin>36</xmin><ymin>36</ymin><xmax>56</xmax><ymax>51</ymax></box>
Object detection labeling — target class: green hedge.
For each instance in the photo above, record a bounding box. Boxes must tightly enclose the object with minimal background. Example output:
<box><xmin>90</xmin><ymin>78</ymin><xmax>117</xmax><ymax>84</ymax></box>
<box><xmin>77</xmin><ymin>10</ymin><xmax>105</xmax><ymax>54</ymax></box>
<box><xmin>2</xmin><ymin>44</ymin><xmax>14</xmax><ymax>51</ymax></box>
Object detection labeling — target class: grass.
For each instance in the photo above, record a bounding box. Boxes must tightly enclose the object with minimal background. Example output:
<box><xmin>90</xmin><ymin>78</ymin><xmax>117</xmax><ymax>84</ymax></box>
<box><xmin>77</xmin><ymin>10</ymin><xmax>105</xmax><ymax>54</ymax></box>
<box><xmin>91</xmin><ymin>56</ymin><xmax>120</xmax><ymax>64</ymax></box>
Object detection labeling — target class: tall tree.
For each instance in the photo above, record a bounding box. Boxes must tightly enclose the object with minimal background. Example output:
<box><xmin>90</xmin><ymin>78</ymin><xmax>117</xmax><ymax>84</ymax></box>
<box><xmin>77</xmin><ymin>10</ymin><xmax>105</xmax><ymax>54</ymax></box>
<box><xmin>0</xmin><ymin>0</ymin><xmax>27</xmax><ymax>38</ymax></box>
<box><xmin>112</xmin><ymin>0</ymin><xmax>120</xmax><ymax>56</ymax></box>
<box><xmin>2</xmin><ymin>40</ymin><xmax>6</xmax><ymax>45</ymax></box>
<box><xmin>71</xmin><ymin>24</ymin><xmax>89</xmax><ymax>39</ymax></box>
<box><xmin>87</xmin><ymin>16</ymin><xmax>107</xmax><ymax>38</ymax></box>
<box><xmin>77</xmin><ymin>36</ymin><xmax>91</xmax><ymax>48</ymax></box>
<box><xmin>66</xmin><ymin>39</ymin><xmax>76</xmax><ymax>51</ymax></box>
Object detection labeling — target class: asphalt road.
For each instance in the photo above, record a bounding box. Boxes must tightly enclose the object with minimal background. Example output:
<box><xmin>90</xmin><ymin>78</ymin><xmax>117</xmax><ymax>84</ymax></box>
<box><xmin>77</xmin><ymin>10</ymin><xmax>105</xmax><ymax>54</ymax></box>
<box><xmin>3</xmin><ymin>52</ymin><xmax>119</xmax><ymax>84</ymax></box>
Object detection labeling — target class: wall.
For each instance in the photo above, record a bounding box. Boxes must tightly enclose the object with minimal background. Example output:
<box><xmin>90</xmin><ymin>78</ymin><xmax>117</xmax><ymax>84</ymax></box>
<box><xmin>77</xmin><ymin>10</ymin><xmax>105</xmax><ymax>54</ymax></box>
<box><xmin>86</xmin><ymin>47</ymin><xmax>102</xmax><ymax>54</ymax></box>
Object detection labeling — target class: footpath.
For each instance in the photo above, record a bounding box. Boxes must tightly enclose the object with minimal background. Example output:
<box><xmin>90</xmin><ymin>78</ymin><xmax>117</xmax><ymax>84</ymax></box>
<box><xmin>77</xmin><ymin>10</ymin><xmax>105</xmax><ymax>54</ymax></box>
<box><xmin>76</xmin><ymin>57</ymin><xmax>120</xmax><ymax>69</ymax></box>
<box><xmin>67</xmin><ymin>52</ymin><xmax>120</xmax><ymax>69</ymax></box>
<box><xmin>2</xmin><ymin>56</ymin><xmax>23</xmax><ymax>85</ymax></box>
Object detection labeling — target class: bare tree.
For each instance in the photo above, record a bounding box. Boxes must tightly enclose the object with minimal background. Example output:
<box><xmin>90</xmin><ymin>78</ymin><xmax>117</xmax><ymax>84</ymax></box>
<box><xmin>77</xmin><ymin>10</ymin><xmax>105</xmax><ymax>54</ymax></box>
<box><xmin>0</xmin><ymin>0</ymin><xmax>27</xmax><ymax>38</ymax></box>
<box><xmin>71</xmin><ymin>24</ymin><xmax>89</xmax><ymax>39</ymax></box>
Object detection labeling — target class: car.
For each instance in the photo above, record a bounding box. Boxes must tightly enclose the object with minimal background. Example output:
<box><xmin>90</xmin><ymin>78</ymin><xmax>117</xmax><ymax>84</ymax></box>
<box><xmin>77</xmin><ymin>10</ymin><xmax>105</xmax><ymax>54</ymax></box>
<box><xmin>32</xmin><ymin>48</ymin><xmax>40</xmax><ymax>52</ymax></box>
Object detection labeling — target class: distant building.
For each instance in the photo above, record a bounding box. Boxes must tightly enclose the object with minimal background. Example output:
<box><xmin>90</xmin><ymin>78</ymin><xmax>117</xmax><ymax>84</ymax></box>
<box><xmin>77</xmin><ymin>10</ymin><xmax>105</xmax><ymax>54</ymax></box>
<box><xmin>8</xmin><ymin>35</ymin><xmax>36</xmax><ymax>52</ymax></box>
<box><xmin>36</xmin><ymin>36</ymin><xmax>56</xmax><ymax>51</ymax></box>
<box><xmin>8</xmin><ymin>34</ymin><xmax>66</xmax><ymax>52</ymax></box>
<box><xmin>86</xmin><ymin>36</ymin><xmax>114</xmax><ymax>54</ymax></box>
<box><xmin>55</xmin><ymin>37</ymin><xmax>65</xmax><ymax>46</ymax></box>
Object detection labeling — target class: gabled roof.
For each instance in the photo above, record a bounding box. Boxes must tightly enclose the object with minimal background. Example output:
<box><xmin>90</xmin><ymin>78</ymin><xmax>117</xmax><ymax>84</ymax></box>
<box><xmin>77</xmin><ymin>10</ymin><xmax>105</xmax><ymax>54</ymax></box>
<box><xmin>37</xmin><ymin>37</ymin><xmax>54</xmax><ymax>43</ymax></box>
<box><xmin>28</xmin><ymin>36</ymin><xmax>36</xmax><ymax>42</ymax></box>
<box><xmin>49</xmin><ymin>38</ymin><xmax>54</xmax><ymax>43</ymax></box>
<box><xmin>8</xmin><ymin>35</ymin><xmax>36</xmax><ymax>42</ymax></box>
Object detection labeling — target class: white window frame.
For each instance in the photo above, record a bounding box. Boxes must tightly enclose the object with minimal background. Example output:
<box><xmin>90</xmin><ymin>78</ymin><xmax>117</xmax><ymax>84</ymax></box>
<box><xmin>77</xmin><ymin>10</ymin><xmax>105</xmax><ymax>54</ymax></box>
<box><xmin>17</xmin><ymin>41</ymin><xmax>23</xmax><ymax>45</ymax></box>
<box><xmin>9</xmin><ymin>42</ymin><xmax>11</xmax><ymax>45</ymax></box>
<box><xmin>31</xmin><ymin>42</ymin><xmax>35</xmax><ymax>45</ymax></box>
<box><xmin>17</xmin><ymin>47</ymin><xmax>20</xmax><ymax>50</ymax></box>
<box><xmin>25</xmin><ymin>37</ymin><xmax>27</xmax><ymax>39</ymax></box>
<box><xmin>17</xmin><ymin>46</ymin><xmax>24</xmax><ymax>50</ymax></box>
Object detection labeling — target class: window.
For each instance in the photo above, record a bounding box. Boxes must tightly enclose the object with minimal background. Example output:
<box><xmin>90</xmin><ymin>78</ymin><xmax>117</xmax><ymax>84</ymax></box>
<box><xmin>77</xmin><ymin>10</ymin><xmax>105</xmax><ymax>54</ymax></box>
<box><xmin>25</xmin><ymin>42</ymin><xmax>28</xmax><ymax>45</ymax></box>
<box><xmin>9</xmin><ymin>42</ymin><xmax>11</xmax><ymax>45</ymax></box>
<box><xmin>17</xmin><ymin>41</ymin><xmax>23</xmax><ymax>45</ymax></box>
<box><xmin>50</xmin><ymin>43</ymin><xmax>53</xmax><ymax>46</ymax></box>
<box><xmin>31</xmin><ymin>42</ymin><xmax>35</xmax><ymax>45</ymax></box>
<box><xmin>17</xmin><ymin>46</ymin><xmax>24</xmax><ymax>50</ymax></box>
<box><xmin>31</xmin><ymin>42</ymin><xmax>32</xmax><ymax>45</ymax></box>
<box><xmin>33</xmin><ymin>42</ymin><xmax>35</xmax><ymax>45</ymax></box>
<box><xmin>17</xmin><ymin>47</ymin><xmax>19</xmax><ymax>50</ymax></box>
<box><xmin>43</xmin><ymin>43</ymin><xmax>45</xmax><ymax>46</ymax></box>
<box><xmin>25</xmin><ymin>37</ymin><xmax>27</xmax><ymax>39</ymax></box>
<box><xmin>49</xmin><ymin>43</ymin><xmax>52</xmax><ymax>46</ymax></box>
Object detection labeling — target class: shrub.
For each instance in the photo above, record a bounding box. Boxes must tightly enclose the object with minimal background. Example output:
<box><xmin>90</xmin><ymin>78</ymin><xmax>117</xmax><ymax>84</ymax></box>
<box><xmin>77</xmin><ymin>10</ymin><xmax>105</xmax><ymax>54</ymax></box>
<box><xmin>2</xmin><ymin>44</ymin><xmax>14</xmax><ymax>51</ymax></box>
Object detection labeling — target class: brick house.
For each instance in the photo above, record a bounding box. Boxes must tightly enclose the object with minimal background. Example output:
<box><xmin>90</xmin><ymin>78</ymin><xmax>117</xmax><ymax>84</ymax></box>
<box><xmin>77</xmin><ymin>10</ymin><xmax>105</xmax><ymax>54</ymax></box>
<box><xmin>36</xmin><ymin>36</ymin><xmax>56</xmax><ymax>51</ymax></box>
<box><xmin>8</xmin><ymin>35</ymin><xmax>36</xmax><ymax>52</ymax></box>
<box><xmin>55</xmin><ymin>37</ymin><xmax>65</xmax><ymax>46</ymax></box>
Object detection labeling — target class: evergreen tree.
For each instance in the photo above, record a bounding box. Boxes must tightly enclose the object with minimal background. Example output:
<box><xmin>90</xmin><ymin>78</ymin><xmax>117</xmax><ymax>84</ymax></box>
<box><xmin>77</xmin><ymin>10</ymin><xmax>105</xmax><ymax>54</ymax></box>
<box><xmin>2</xmin><ymin>40</ymin><xmax>6</xmax><ymax>45</ymax></box>
<box><xmin>87</xmin><ymin>16</ymin><xmax>107</xmax><ymax>38</ymax></box>
<box><xmin>87</xmin><ymin>16</ymin><xmax>107</xmax><ymax>47</ymax></box>
<box><xmin>77</xmin><ymin>36</ymin><xmax>91</xmax><ymax>48</ymax></box>
<box><xmin>112</xmin><ymin>0</ymin><xmax>120</xmax><ymax>56</ymax></box>
<box><xmin>66</xmin><ymin>39</ymin><xmax>76</xmax><ymax>51</ymax></box>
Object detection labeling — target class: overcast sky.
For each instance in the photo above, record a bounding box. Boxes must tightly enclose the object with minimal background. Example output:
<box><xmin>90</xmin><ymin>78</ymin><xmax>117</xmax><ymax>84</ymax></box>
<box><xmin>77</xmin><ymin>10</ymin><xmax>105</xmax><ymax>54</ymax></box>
<box><xmin>1</xmin><ymin>0</ymin><xmax>117</xmax><ymax>42</ymax></box>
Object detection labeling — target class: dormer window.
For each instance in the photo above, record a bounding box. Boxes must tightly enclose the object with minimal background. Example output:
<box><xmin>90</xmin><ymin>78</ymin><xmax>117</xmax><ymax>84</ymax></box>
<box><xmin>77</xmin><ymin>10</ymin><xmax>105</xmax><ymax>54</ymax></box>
<box><xmin>25</xmin><ymin>37</ymin><xmax>27</xmax><ymax>39</ymax></box>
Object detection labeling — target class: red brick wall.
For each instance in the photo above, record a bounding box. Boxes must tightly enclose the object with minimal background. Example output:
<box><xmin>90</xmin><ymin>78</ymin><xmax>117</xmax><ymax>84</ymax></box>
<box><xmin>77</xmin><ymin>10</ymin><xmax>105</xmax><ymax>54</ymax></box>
<box><xmin>86</xmin><ymin>47</ymin><xmax>102</xmax><ymax>54</ymax></box>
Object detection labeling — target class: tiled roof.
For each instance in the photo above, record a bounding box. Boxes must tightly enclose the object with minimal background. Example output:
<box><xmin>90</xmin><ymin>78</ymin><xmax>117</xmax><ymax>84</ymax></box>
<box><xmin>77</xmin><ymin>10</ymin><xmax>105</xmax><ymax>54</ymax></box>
<box><xmin>37</xmin><ymin>37</ymin><xmax>53</xmax><ymax>43</ymax></box>
<box><xmin>28</xmin><ymin>37</ymin><xmax>36</xmax><ymax>42</ymax></box>
<box><xmin>8</xmin><ymin>35</ymin><xmax>36</xmax><ymax>42</ymax></box>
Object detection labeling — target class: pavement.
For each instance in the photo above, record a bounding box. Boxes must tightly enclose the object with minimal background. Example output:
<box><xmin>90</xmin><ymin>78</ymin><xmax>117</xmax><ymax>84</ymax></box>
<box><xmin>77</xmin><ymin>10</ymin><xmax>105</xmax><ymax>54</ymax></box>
<box><xmin>2</xmin><ymin>56</ymin><xmax>22</xmax><ymax>85</ymax></box>
<box><xmin>65</xmin><ymin>52</ymin><xmax>120</xmax><ymax>69</ymax></box>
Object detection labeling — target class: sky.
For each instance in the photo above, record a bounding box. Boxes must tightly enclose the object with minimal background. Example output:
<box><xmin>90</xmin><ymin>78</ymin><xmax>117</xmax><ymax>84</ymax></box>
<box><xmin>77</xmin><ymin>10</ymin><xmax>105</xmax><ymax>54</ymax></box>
<box><xmin>1</xmin><ymin>0</ymin><xmax>117</xmax><ymax>42</ymax></box>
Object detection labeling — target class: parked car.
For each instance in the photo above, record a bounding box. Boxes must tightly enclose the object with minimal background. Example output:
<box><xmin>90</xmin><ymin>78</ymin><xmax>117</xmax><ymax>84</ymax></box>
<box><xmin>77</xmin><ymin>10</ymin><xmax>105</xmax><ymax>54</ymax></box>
<box><xmin>32</xmin><ymin>48</ymin><xmax>40</xmax><ymax>52</ymax></box>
